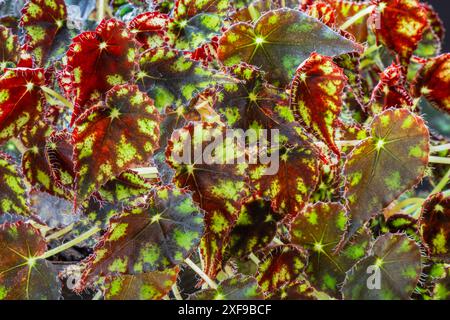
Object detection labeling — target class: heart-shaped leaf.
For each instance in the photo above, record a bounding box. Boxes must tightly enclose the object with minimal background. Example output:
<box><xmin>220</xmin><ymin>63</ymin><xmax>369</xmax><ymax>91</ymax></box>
<box><xmin>370</xmin><ymin>0</ymin><xmax>428</xmax><ymax>65</ymax></box>
<box><xmin>190</xmin><ymin>274</ymin><xmax>264</xmax><ymax>300</ymax></box>
<box><xmin>289</xmin><ymin>52</ymin><xmax>347</xmax><ymax>155</ymax></box>
<box><xmin>66</xmin><ymin>19</ymin><xmax>137</xmax><ymax>124</ymax></box>
<box><xmin>73</xmin><ymin>84</ymin><xmax>160</xmax><ymax>205</ymax></box>
<box><xmin>412</xmin><ymin>53</ymin><xmax>450</xmax><ymax>114</ymax></box>
<box><xmin>256</xmin><ymin>245</ymin><xmax>308</xmax><ymax>293</ymax></box>
<box><xmin>166</xmin><ymin>122</ymin><xmax>249</xmax><ymax>278</ymax></box>
<box><xmin>0</xmin><ymin>68</ymin><xmax>45</xmax><ymax>144</ymax></box>
<box><xmin>0</xmin><ymin>153</ymin><xmax>29</xmax><ymax>216</ymax></box>
<box><xmin>104</xmin><ymin>267</ymin><xmax>179</xmax><ymax>300</ymax></box>
<box><xmin>290</xmin><ymin>202</ymin><xmax>371</xmax><ymax>297</ymax></box>
<box><xmin>20</xmin><ymin>0</ymin><xmax>69</xmax><ymax>66</ymax></box>
<box><xmin>81</xmin><ymin>186</ymin><xmax>204</xmax><ymax>284</ymax></box>
<box><xmin>343</xmin><ymin>108</ymin><xmax>429</xmax><ymax>238</ymax></box>
<box><xmin>0</xmin><ymin>221</ymin><xmax>61</xmax><ymax>300</ymax></box>
<box><xmin>419</xmin><ymin>193</ymin><xmax>450</xmax><ymax>261</ymax></box>
<box><xmin>342</xmin><ymin>233</ymin><xmax>422</xmax><ymax>300</ymax></box>
<box><xmin>218</xmin><ymin>8</ymin><xmax>361</xmax><ymax>86</ymax></box>
<box><xmin>136</xmin><ymin>47</ymin><xmax>232</xmax><ymax>112</ymax></box>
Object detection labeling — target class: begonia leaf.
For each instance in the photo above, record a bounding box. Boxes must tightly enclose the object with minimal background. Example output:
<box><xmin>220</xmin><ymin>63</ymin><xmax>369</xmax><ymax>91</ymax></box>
<box><xmin>0</xmin><ymin>153</ymin><xmax>29</xmax><ymax>216</ymax></box>
<box><xmin>218</xmin><ymin>8</ymin><xmax>361</xmax><ymax>86</ymax></box>
<box><xmin>0</xmin><ymin>221</ymin><xmax>61</xmax><ymax>300</ymax></box>
<box><xmin>419</xmin><ymin>192</ymin><xmax>450</xmax><ymax>261</ymax></box>
<box><xmin>342</xmin><ymin>233</ymin><xmax>422</xmax><ymax>300</ymax></box>
<box><xmin>343</xmin><ymin>108</ymin><xmax>429</xmax><ymax>238</ymax></box>
<box><xmin>73</xmin><ymin>84</ymin><xmax>160</xmax><ymax>205</ymax></box>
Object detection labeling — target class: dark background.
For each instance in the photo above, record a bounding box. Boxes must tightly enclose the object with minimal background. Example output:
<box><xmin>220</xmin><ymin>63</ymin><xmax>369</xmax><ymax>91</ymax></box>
<box><xmin>427</xmin><ymin>0</ymin><xmax>450</xmax><ymax>52</ymax></box>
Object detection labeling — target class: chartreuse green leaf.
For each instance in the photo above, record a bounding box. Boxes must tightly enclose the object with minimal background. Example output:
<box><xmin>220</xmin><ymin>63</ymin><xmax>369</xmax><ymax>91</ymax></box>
<box><xmin>73</xmin><ymin>84</ymin><xmax>160</xmax><ymax>205</ymax></box>
<box><xmin>290</xmin><ymin>202</ymin><xmax>371</xmax><ymax>298</ymax></box>
<box><xmin>256</xmin><ymin>245</ymin><xmax>308</xmax><ymax>293</ymax></box>
<box><xmin>166</xmin><ymin>122</ymin><xmax>249</xmax><ymax>278</ymax></box>
<box><xmin>0</xmin><ymin>222</ymin><xmax>61</xmax><ymax>300</ymax></box>
<box><xmin>218</xmin><ymin>8</ymin><xmax>361</xmax><ymax>86</ymax></box>
<box><xmin>104</xmin><ymin>267</ymin><xmax>179</xmax><ymax>300</ymax></box>
<box><xmin>81</xmin><ymin>187</ymin><xmax>204</xmax><ymax>285</ymax></box>
<box><xmin>190</xmin><ymin>274</ymin><xmax>264</xmax><ymax>300</ymax></box>
<box><xmin>343</xmin><ymin>108</ymin><xmax>429</xmax><ymax>239</ymax></box>
<box><xmin>169</xmin><ymin>0</ymin><xmax>229</xmax><ymax>50</ymax></box>
<box><xmin>0</xmin><ymin>153</ymin><xmax>29</xmax><ymax>216</ymax></box>
<box><xmin>0</xmin><ymin>68</ymin><xmax>46</xmax><ymax>144</ymax></box>
<box><xmin>342</xmin><ymin>233</ymin><xmax>422</xmax><ymax>300</ymax></box>
<box><xmin>419</xmin><ymin>193</ymin><xmax>450</xmax><ymax>261</ymax></box>
<box><xmin>137</xmin><ymin>47</ymin><xmax>233</xmax><ymax>112</ymax></box>
<box><xmin>0</xmin><ymin>25</ymin><xmax>19</xmax><ymax>72</ymax></box>
<box><xmin>430</xmin><ymin>265</ymin><xmax>449</xmax><ymax>300</ymax></box>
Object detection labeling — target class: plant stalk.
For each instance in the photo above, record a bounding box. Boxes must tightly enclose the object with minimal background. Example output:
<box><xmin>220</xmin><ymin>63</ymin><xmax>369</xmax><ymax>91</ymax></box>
<box><xmin>184</xmin><ymin>258</ymin><xmax>218</xmax><ymax>290</ymax></box>
<box><xmin>340</xmin><ymin>5</ymin><xmax>376</xmax><ymax>31</ymax></box>
<box><xmin>429</xmin><ymin>156</ymin><xmax>450</xmax><ymax>165</ymax></box>
<box><xmin>41</xmin><ymin>86</ymin><xmax>74</xmax><ymax>110</ymax></box>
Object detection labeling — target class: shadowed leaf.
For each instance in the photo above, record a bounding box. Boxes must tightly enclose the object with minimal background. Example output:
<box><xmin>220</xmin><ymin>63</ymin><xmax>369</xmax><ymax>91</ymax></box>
<box><xmin>0</xmin><ymin>153</ymin><xmax>29</xmax><ymax>216</ymax></box>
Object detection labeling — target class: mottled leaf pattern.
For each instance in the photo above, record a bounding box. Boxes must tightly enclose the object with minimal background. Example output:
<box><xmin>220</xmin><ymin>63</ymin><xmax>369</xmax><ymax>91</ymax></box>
<box><xmin>0</xmin><ymin>153</ymin><xmax>29</xmax><ymax>216</ymax></box>
<box><xmin>412</xmin><ymin>53</ymin><xmax>450</xmax><ymax>114</ymax></box>
<box><xmin>81</xmin><ymin>187</ymin><xmax>204</xmax><ymax>284</ymax></box>
<box><xmin>137</xmin><ymin>47</ymin><xmax>232</xmax><ymax>111</ymax></box>
<box><xmin>20</xmin><ymin>0</ymin><xmax>67</xmax><ymax>65</ymax></box>
<box><xmin>371</xmin><ymin>0</ymin><xmax>428</xmax><ymax>65</ymax></box>
<box><xmin>0</xmin><ymin>68</ymin><xmax>45</xmax><ymax>144</ymax></box>
<box><xmin>420</xmin><ymin>193</ymin><xmax>450</xmax><ymax>261</ymax></box>
<box><xmin>290</xmin><ymin>202</ymin><xmax>371</xmax><ymax>298</ymax></box>
<box><xmin>73</xmin><ymin>84</ymin><xmax>160</xmax><ymax>204</ymax></box>
<box><xmin>66</xmin><ymin>19</ymin><xmax>137</xmax><ymax>124</ymax></box>
<box><xmin>343</xmin><ymin>109</ymin><xmax>429</xmax><ymax>238</ymax></box>
<box><xmin>342</xmin><ymin>233</ymin><xmax>422</xmax><ymax>300</ymax></box>
<box><xmin>166</xmin><ymin>122</ymin><xmax>248</xmax><ymax>278</ymax></box>
<box><xmin>290</xmin><ymin>53</ymin><xmax>347</xmax><ymax>155</ymax></box>
<box><xmin>0</xmin><ymin>25</ymin><xmax>19</xmax><ymax>72</ymax></box>
<box><xmin>104</xmin><ymin>267</ymin><xmax>179</xmax><ymax>300</ymax></box>
<box><xmin>256</xmin><ymin>245</ymin><xmax>308</xmax><ymax>293</ymax></box>
<box><xmin>129</xmin><ymin>12</ymin><xmax>170</xmax><ymax>49</ymax></box>
<box><xmin>218</xmin><ymin>8</ymin><xmax>361</xmax><ymax>86</ymax></box>
<box><xmin>0</xmin><ymin>222</ymin><xmax>61</xmax><ymax>300</ymax></box>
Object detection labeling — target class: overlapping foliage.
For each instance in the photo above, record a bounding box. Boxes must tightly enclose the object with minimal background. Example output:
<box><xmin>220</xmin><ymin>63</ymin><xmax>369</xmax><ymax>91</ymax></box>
<box><xmin>0</xmin><ymin>0</ymin><xmax>449</xmax><ymax>300</ymax></box>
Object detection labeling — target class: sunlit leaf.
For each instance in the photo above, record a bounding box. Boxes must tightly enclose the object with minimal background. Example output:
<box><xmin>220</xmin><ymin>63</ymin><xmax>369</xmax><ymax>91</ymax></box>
<box><xmin>104</xmin><ymin>267</ymin><xmax>179</xmax><ymax>300</ymax></box>
<box><xmin>218</xmin><ymin>8</ymin><xmax>361</xmax><ymax>86</ymax></box>
<box><xmin>290</xmin><ymin>52</ymin><xmax>347</xmax><ymax>155</ymax></box>
<box><xmin>0</xmin><ymin>68</ymin><xmax>45</xmax><ymax>144</ymax></box>
<box><xmin>370</xmin><ymin>0</ymin><xmax>428</xmax><ymax>65</ymax></box>
<box><xmin>343</xmin><ymin>108</ymin><xmax>429</xmax><ymax>239</ymax></box>
<box><xmin>342</xmin><ymin>233</ymin><xmax>422</xmax><ymax>300</ymax></box>
<box><xmin>419</xmin><ymin>193</ymin><xmax>450</xmax><ymax>261</ymax></box>
<box><xmin>81</xmin><ymin>186</ymin><xmax>204</xmax><ymax>284</ymax></box>
<box><xmin>73</xmin><ymin>84</ymin><xmax>160</xmax><ymax>205</ymax></box>
<box><xmin>0</xmin><ymin>221</ymin><xmax>61</xmax><ymax>300</ymax></box>
<box><xmin>190</xmin><ymin>274</ymin><xmax>264</xmax><ymax>300</ymax></box>
<box><xmin>412</xmin><ymin>53</ymin><xmax>450</xmax><ymax>115</ymax></box>
<box><xmin>66</xmin><ymin>19</ymin><xmax>137</xmax><ymax>124</ymax></box>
